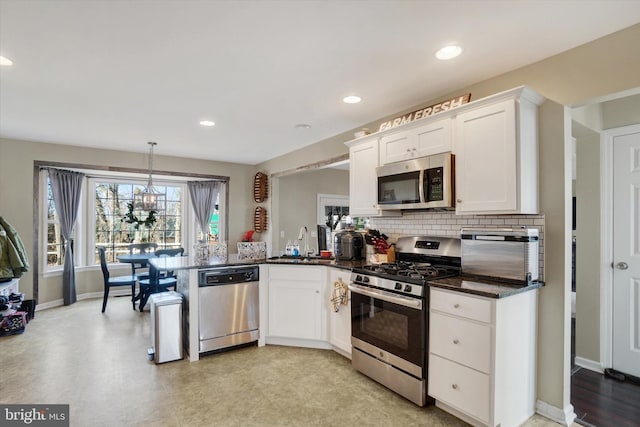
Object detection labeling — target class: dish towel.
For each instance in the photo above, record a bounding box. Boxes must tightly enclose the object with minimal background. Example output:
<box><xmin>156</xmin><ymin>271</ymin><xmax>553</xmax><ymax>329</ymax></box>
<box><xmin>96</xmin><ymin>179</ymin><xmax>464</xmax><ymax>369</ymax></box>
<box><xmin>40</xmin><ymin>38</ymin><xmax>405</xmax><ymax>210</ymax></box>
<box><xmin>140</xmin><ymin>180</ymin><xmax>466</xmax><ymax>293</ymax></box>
<box><xmin>331</xmin><ymin>279</ymin><xmax>349</xmax><ymax>312</ymax></box>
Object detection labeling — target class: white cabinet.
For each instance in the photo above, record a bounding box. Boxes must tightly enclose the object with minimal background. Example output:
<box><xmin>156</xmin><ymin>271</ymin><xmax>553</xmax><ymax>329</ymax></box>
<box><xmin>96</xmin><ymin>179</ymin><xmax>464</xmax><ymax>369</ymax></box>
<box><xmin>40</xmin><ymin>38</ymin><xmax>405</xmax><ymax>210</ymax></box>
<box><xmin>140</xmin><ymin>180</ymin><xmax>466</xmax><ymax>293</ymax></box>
<box><xmin>428</xmin><ymin>288</ymin><xmax>538</xmax><ymax>427</ymax></box>
<box><xmin>326</xmin><ymin>267</ymin><xmax>351</xmax><ymax>357</ymax></box>
<box><xmin>347</xmin><ymin>136</ymin><xmax>400</xmax><ymax>217</ymax></box>
<box><xmin>379</xmin><ymin>118</ymin><xmax>452</xmax><ymax>165</ymax></box>
<box><xmin>267</xmin><ymin>265</ymin><xmax>327</xmax><ymax>344</ymax></box>
<box><xmin>455</xmin><ymin>88</ymin><xmax>543</xmax><ymax>214</ymax></box>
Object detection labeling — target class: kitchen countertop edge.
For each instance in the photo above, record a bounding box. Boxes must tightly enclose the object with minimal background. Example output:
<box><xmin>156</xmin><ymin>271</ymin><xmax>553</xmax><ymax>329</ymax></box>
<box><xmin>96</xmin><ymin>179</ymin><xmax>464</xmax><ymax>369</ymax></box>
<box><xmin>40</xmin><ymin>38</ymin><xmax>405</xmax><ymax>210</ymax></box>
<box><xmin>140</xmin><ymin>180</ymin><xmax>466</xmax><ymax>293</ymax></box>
<box><xmin>150</xmin><ymin>256</ymin><xmax>542</xmax><ymax>298</ymax></box>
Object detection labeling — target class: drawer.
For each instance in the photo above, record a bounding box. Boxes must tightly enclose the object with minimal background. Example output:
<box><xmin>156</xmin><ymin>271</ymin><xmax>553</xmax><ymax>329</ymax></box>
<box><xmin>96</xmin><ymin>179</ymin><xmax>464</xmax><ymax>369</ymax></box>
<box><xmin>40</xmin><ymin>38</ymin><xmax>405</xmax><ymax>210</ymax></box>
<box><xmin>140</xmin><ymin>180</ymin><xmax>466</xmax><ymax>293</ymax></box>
<box><xmin>429</xmin><ymin>312</ymin><xmax>492</xmax><ymax>373</ymax></box>
<box><xmin>430</xmin><ymin>288</ymin><xmax>492</xmax><ymax>323</ymax></box>
<box><xmin>428</xmin><ymin>354</ymin><xmax>490</xmax><ymax>424</ymax></box>
<box><xmin>269</xmin><ymin>265</ymin><xmax>323</xmax><ymax>281</ymax></box>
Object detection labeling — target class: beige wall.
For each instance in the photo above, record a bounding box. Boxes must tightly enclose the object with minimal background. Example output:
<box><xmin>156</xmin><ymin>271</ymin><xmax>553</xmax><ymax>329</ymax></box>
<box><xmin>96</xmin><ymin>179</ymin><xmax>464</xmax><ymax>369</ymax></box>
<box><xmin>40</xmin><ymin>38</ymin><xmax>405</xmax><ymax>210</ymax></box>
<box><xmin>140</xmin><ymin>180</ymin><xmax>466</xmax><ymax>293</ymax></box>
<box><xmin>602</xmin><ymin>93</ymin><xmax>640</xmax><ymax>129</ymax></box>
<box><xmin>0</xmin><ymin>138</ymin><xmax>255</xmax><ymax>304</ymax></box>
<box><xmin>573</xmin><ymin>124</ymin><xmax>601</xmax><ymax>364</ymax></box>
<box><xmin>276</xmin><ymin>168</ymin><xmax>349</xmax><ymax>255</ymax></box>
<box><xmin>255</xmin><ymin>23</ymin><xmax>640</xmax><ymax>420</ymax></box>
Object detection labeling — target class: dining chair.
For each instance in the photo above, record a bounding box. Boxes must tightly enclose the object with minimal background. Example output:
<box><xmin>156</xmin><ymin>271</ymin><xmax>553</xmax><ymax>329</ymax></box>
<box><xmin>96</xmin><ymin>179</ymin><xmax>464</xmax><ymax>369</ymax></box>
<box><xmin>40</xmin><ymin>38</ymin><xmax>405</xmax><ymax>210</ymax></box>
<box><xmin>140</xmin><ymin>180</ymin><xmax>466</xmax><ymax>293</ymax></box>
<box><xmin>98</xmin><ymin>246</ymin><xmax>138</xmax><ymax>312</ymax></box>
<box><xmin>138</xmin><ymin>265</ymin><xmax>178</xmax><ymax>312</ymax></box>
<box><xmin>127</xmin><ymin>242</ymin><xmax>158</xmax><ymax>280</ymax></box>
<box><xmin>154</xmin><ymin>247</ymin><xmax>184</xmax><ymax>285</ymax></box>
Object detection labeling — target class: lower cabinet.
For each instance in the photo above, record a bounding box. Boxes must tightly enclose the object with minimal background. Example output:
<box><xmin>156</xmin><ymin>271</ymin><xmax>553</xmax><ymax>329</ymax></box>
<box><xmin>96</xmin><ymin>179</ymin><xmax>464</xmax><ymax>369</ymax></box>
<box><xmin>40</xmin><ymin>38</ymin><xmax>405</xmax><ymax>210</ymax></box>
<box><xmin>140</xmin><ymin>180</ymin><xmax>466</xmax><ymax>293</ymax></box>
<box><xmin>428</xmin><ymin>288</ymin><xmax>538</xmax><ymax>427</ymax></box>
<box><xmin>326</xmin><ymin>267</ymin><xmax>352</xmax><ymax>357</ymax></box>
<box><xmin>267</xmin><ymin>265</ymin><xmax>327</xmax><ymax>343</ymax></box>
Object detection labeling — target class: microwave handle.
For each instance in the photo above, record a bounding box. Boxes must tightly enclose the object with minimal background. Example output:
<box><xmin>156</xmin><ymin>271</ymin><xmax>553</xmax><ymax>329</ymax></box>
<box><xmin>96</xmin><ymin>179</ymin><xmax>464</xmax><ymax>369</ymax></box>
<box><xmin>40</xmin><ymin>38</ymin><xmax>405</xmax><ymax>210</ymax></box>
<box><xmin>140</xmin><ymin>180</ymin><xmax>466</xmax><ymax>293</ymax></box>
<box><xmin>419</xmin><ymin>169</ymin><xmax>427</xmax><ymax>203</ymax></box>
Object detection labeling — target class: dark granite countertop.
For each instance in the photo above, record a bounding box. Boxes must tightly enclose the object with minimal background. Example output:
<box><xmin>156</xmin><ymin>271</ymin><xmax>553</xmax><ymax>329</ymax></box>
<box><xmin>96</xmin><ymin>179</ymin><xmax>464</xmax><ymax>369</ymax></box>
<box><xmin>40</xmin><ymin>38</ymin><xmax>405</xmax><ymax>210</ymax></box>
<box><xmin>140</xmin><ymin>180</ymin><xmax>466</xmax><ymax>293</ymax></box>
<box><xmin>150</xmin><ymin>256</ymin><xmax>540</xmax><ymax>298</ymax></box>
<box><xmin>264</xmin><ymin>256</ymin><xmax>366</xmax><ymax>270</ymax></box>
<box><xmin>427</xmin><ymin>276</ymin><xmax>543</xmax><ymax>299</ymax></box>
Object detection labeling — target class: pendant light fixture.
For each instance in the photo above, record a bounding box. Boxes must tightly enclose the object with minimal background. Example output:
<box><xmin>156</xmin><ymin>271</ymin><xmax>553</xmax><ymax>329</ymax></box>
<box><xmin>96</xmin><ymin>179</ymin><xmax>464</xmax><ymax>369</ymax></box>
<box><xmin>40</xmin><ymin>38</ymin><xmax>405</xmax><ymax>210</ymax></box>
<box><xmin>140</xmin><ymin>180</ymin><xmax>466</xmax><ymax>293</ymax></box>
<box><xmin>136</xmin><ymin>141</ymin><xmax>165</xmax><ymax>211</ymax></box>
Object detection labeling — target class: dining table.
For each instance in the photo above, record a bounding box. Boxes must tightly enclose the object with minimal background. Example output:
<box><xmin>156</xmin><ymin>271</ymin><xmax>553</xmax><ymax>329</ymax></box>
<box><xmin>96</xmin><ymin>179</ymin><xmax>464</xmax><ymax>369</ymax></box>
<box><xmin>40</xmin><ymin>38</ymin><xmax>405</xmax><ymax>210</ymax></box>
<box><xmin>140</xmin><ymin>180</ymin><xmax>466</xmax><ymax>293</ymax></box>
<box><xmin>117</xmin><ymin>252</ymin><xmax>156</xmax><ymax>273</ymax></box>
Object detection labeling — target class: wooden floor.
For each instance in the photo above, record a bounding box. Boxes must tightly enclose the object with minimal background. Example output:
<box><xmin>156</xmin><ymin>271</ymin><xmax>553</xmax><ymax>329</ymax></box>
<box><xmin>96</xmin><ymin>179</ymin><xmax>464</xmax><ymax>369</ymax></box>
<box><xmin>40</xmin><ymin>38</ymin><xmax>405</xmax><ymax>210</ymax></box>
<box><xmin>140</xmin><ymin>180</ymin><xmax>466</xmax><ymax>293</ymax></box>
<box><xmin>571</xmin><ymin>367</ymin><xmax>640</xmax><ymax>427</ymax></box>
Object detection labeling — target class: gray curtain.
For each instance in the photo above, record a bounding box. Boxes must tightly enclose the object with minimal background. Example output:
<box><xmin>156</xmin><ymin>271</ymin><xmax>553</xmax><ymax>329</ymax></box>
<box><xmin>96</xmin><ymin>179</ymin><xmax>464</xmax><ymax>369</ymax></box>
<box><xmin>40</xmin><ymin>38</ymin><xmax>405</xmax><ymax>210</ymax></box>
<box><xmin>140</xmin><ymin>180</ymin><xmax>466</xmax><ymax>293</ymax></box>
<box><xmin>188</xmin><ymin>181</ymin><xmax>220</xmax><ymax>239</ymax></box>
<box><xmin>48</xmin><ymin>168</ymin><xmax>85</xmax><ymax>305</ymax></box>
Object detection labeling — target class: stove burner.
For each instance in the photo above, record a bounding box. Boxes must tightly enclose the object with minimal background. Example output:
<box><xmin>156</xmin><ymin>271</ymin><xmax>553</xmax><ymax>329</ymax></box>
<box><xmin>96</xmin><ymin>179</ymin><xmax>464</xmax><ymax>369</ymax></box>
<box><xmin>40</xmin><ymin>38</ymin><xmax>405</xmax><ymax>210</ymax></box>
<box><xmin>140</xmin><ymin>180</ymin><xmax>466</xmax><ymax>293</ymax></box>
<box><xmin>360</xmin><ymin>261</ymin><xmax>458</xmax><ymax>282</ymax></box>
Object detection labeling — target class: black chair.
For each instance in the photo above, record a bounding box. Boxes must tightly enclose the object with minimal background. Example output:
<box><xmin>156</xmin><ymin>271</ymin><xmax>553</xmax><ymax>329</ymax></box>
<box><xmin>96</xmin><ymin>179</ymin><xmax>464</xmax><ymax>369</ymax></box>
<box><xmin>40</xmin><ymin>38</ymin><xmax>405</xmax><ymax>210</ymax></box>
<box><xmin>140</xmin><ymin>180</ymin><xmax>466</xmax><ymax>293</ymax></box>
<box><xmin>138</xmin><ymin>265</ymin><xmax>178</xmax><ymax>312</ymax></box>
<box><xmin>98</xmin><ymin>246</ymin><xmax>138</xmax><ymax>312</ymax></box>
<box><xmin>127</xmin><ymin>242</ymin><xmax>158</xmax><ymax>280</ymax></box>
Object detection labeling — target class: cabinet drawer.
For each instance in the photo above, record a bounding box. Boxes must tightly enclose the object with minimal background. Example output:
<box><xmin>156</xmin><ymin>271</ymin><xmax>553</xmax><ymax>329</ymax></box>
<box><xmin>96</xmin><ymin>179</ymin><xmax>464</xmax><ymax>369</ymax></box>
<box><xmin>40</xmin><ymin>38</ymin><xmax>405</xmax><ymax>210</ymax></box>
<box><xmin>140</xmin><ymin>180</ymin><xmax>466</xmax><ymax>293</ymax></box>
<box><xmin>430</xmin><ymin>312</ymin><xmax>492</xmax><ymax>373</ymax></box>
<box><xmin>430</xmin><ymin>288</ymin><xmax>492</xmax><ymax>323</ymax></box>
<box><xmin>428</xmin><ymin>354</ymin><xmax>490</xmax><ymax>424</ymax></box>
<box><xmin>269</xmin><ymin>265</ymin><xmax>323</xmax><ymax>281</ymax></box>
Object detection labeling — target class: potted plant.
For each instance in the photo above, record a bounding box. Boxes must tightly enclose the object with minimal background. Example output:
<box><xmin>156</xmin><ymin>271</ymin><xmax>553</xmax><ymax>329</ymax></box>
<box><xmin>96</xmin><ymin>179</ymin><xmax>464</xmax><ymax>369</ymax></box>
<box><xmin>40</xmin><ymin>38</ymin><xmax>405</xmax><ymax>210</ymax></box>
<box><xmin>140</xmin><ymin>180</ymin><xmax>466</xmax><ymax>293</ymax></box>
<box><xmin>122</xmin><ymin>202</ymin><xmax>157</xmax><ymax>242</ymax></box>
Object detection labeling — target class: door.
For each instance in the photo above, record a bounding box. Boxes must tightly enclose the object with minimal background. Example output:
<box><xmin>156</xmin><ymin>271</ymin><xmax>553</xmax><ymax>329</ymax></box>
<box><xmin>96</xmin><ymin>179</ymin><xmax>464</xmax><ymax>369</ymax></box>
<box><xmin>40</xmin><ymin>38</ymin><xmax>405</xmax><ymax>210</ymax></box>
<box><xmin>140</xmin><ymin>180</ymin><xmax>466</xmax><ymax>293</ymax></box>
<box><xmin>612</xmin><ymin>125</ymin><xmax>640</xmax><ymax>377</ymax></box>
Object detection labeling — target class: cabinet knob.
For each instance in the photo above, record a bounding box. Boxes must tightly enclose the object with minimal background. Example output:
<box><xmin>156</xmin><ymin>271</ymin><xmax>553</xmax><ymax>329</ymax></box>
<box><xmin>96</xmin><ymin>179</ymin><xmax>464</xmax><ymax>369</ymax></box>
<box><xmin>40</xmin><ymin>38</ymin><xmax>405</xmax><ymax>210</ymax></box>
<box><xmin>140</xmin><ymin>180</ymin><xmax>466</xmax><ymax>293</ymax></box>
<box><xmin>406</xmin><ymin>149</ymin><xmax>411</xmax><ymax>153</ymax></box>
<box><xmin>456</xmin><ymin>199</ymin><xmax>462</xmax><ymax>203</ymax></box>
<box><xmin>453</xmin><ymin>339</ymin><xmax>459</xmax><ymax>345</ymax></box>
<box><xmin>451</xmin><ymin>384</ymin><xmax>459</xmax><ymax>390</ymax></box>
<box><xmin>453</xmin><ymin>303</ymin><xmax>460</xmax><ymax>309</ymax></box>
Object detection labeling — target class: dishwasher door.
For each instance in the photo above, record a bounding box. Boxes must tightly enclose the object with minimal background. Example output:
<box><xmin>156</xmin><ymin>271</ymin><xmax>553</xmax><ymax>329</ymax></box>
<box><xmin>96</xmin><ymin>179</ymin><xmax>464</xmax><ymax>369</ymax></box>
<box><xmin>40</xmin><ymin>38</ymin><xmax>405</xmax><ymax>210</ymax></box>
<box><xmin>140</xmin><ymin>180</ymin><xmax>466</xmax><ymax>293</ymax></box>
<box><xmin>198</xmin><ymin>281</ymin><xmax>259</xmax><ymax>352</ymax></box>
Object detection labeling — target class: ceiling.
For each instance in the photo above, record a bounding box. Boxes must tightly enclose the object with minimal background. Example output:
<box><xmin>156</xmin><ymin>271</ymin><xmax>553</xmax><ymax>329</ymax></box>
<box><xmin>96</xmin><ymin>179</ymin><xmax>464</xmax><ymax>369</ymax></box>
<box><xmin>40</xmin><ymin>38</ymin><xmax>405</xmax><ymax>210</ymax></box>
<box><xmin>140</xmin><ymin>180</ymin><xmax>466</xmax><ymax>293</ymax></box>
<box><xmin>1</xmin><ymin>1</ymin><xmax>639</xmax><ymax>165</ymax></box>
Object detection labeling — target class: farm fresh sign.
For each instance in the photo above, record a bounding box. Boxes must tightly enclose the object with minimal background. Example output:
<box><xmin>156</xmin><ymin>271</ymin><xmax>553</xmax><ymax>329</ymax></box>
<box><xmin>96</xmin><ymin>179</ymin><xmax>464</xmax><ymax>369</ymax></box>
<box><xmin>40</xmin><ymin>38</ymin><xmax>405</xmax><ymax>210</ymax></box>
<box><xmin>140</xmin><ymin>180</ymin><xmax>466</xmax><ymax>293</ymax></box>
<box><xmin>378</xmin><ymin>93</ymin><xmax>471</xmax><ymax>132</ymax></box>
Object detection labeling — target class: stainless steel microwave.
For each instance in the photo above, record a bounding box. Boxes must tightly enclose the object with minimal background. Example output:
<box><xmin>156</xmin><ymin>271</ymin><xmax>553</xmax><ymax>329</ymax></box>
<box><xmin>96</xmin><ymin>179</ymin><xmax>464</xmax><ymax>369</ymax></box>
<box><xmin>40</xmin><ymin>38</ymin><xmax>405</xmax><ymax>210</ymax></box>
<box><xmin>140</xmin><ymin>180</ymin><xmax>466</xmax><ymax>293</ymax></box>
<box><xmin>376</xmin><ymin>152</ymin><xmax>455</xmax><ymax>210</ymax></box>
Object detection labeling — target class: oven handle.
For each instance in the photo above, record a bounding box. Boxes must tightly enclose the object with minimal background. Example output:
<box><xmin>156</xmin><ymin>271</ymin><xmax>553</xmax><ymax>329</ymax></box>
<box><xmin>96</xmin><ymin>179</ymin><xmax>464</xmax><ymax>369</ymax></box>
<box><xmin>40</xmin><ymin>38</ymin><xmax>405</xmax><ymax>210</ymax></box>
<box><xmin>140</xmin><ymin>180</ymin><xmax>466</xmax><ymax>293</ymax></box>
<box><xmin>348</xmin><ymin>284</ymin><xmax>423</xmax><ymax>310</ymax></box>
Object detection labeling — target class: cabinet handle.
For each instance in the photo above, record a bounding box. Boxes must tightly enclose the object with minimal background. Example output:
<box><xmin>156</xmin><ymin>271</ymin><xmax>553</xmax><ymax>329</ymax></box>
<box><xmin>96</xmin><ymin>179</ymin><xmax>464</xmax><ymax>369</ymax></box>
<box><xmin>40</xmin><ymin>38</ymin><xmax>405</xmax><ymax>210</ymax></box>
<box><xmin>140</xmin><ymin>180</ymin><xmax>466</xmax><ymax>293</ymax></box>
<box><xmin>451</xmin><ymin>384</ymin><xmax>459</xmax><ymax>390</ymax></box>
<box><xmin>453</xmin><ymin>303</ymin><xmax>460</xmax><ymax>309</ymax></box>
<box><xmin>453</xmin><ymin>339</ymin><xmax>459</xmax><ymax>344</ymax></box>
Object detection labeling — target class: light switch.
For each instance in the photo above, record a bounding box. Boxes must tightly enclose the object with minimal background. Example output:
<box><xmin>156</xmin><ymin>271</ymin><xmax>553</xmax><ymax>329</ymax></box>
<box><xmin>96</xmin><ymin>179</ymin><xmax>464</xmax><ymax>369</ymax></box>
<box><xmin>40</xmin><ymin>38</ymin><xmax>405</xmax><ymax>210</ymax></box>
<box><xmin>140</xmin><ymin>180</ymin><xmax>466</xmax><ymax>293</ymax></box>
<box><xmin>280</xmin><ymin>231</ymin><xmax>285</xmax><ymax>238</ymax></box>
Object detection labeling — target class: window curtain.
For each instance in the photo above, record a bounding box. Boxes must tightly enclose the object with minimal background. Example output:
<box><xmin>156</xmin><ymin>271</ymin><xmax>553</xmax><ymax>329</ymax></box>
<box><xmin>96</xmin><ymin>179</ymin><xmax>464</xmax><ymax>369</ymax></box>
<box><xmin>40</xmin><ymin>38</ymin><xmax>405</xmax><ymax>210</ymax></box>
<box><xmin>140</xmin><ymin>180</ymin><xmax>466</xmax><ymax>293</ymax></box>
<box><xmin>188</xmin><ymin>181</ymin><xmax>220</xmax><ymax>240</ymax></box>
<box><xmin>48</xmin><ymin>168</ymin><xmax>85</xmax><ymax>306</ymax></box>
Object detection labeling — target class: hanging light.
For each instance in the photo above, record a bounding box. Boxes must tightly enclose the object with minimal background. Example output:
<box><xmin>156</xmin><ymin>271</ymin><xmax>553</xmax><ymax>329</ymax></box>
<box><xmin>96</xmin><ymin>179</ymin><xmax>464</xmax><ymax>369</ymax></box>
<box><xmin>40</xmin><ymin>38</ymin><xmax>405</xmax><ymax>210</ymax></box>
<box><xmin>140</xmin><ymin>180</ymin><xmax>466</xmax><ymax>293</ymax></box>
<box><xmin>136</xmin><ymin>141</ymin><xmax>165</xmax><ymax>211</ymax></box>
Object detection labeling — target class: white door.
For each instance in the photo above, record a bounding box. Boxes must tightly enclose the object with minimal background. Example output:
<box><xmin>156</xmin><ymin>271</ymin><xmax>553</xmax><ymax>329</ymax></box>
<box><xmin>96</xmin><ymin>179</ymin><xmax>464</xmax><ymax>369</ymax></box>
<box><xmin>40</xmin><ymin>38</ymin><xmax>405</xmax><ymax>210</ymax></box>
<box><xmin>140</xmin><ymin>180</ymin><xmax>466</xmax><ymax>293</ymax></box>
<box><xmin>612</xmin><ymin>125</ymin><xmax>640</xmax><ymax>377</ymax></box>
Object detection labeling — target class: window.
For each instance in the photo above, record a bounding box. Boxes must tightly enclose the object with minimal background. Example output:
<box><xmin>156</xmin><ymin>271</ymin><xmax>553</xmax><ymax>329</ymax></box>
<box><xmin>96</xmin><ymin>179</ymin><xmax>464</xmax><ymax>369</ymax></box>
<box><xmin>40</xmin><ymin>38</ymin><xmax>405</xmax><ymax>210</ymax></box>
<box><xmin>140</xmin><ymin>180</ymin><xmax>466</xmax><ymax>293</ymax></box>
<box><xmin>45</xmin><ymin>178</ymin><xmax>68</xmax><ymax>268</ymax></box>
<box><xmin>93</xmin><ymin>180</ymin><xmax>184</xmax><ymax>263</ymax></box>
<box><xmin>39</xmin><ymin>166</ymin><xmax>227</xmax><ymax>273</ymax></box>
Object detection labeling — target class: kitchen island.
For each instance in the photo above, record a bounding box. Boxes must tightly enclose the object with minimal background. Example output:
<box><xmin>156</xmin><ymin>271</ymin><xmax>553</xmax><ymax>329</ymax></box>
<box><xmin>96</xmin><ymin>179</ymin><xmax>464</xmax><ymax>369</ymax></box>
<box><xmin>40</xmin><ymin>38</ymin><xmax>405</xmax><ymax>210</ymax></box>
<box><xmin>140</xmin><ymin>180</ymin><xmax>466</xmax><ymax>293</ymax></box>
<box><xmin>149</xmin><ymin>254</ymin><xmax>362</xmax><ymax>361</ymax></box>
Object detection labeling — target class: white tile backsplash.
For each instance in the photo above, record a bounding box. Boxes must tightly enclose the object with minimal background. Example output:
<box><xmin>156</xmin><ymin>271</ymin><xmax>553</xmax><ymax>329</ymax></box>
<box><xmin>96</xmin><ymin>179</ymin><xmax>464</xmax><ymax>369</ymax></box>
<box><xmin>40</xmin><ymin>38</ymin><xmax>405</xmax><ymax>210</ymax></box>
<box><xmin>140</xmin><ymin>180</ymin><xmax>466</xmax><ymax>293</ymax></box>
<box><xmin>368</xmin><ymin>211</ymin><xmax>545</xmax><ymax>280</ymax></box>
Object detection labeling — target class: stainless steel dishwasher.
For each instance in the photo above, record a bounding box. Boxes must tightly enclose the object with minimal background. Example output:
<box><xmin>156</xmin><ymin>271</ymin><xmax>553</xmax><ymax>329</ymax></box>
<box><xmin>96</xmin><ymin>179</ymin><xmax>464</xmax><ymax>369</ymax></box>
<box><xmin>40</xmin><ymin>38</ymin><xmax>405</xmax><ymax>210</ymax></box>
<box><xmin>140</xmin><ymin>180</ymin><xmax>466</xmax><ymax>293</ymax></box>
<box><xmin>198</xmin><ymin>265</ymin><xmax>259</xmax><ymax>353</ymax></box>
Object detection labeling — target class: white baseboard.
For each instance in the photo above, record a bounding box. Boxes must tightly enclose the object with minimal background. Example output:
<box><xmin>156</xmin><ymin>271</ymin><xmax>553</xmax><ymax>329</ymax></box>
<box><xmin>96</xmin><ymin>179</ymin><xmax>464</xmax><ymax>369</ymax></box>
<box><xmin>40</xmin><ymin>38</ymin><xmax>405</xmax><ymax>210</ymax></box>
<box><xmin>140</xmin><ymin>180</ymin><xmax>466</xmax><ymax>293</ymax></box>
<box><xmin>535</xmin><ymin>400</ymin><xmax>576</xmax><ymax>426</ymax></box>
<box><xmin>35</xmin><ymin>289</ymin><xmax>129</xmax><ymax>311</ymax></box>
<box><xmin>575</xmin><ymin>356</ymin><xmax>604</xmax><ymax>373</ymax></box>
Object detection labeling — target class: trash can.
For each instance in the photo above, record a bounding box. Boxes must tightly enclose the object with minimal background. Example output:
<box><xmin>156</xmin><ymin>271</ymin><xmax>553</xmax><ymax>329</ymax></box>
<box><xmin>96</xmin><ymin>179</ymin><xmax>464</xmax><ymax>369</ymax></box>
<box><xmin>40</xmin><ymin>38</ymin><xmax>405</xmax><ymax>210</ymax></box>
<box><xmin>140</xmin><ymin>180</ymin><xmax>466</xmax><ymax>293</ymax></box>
<box><xmin>148</xmin><ymin>291</ymin><xmax>183</xmax><ymax>364</ymax></box>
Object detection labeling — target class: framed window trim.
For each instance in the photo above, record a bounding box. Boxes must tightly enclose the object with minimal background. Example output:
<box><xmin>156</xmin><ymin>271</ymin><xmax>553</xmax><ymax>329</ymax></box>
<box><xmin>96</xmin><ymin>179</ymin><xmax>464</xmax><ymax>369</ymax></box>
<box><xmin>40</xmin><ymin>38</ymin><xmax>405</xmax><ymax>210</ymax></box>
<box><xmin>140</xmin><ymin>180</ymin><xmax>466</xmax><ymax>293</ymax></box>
<box><xmin>33</xmin><ymin>161</ymin><xmax>229</xmax><ymax>302</ymax></box>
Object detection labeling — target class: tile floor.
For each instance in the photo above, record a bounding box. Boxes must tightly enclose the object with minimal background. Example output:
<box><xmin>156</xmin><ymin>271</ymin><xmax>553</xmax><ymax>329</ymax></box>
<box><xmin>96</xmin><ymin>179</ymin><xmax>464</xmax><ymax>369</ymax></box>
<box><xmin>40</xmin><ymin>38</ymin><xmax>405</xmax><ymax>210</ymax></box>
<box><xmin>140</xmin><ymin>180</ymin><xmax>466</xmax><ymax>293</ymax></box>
<box><xmin>1</xmin><ymin>296</ymin><xmax>573</xmax><ymax>426</ymax></box>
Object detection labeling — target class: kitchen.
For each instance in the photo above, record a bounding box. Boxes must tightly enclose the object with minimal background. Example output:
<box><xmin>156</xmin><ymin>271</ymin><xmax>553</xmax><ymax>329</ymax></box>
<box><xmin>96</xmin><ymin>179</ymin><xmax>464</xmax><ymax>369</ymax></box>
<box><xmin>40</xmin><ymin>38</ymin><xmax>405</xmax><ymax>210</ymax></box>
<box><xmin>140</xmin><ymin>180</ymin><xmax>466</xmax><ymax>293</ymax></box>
<box><xmin>1</xmin><ymin>2</ymin><xmax>640</xmax><ymax>426</ymax></box>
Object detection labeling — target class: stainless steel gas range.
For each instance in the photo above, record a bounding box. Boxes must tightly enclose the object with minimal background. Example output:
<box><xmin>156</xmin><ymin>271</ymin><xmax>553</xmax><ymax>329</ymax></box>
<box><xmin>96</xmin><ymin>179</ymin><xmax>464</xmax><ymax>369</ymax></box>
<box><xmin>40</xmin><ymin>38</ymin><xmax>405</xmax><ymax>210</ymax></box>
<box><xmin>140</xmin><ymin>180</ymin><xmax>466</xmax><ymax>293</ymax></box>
<box><xmin>348</xmin><ymin>235</ymin><xmax>461</xmax><ymax>406</ymax></box>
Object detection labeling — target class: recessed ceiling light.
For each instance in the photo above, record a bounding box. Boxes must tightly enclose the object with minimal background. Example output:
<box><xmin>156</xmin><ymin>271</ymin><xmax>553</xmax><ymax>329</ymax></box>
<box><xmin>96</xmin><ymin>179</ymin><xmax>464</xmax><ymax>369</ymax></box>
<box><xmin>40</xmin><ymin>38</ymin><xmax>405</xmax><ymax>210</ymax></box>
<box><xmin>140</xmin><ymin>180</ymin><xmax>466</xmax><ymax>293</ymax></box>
<box><xmin>435</xmin><ymin>45</ymin><xmax>462</xmax><ymax>60</ymax></box>
<box><xmin>343</xmin><ymin>95</ymin><xmax>362</xmax><ymax>104</ymax></box>
<box><xmin>199</xmin><ymin>120</ymin><xmax>215</xmax><ymax>127</ymax></box>
<box><xmin>294</xmin><ymin>123</ymin><xmax>312</xmax><ymax>129</ymax></box>
<box><xmin>0</xmin><ymin>56</ymin><xmax>14</xmax><ymax>66</ymax></box>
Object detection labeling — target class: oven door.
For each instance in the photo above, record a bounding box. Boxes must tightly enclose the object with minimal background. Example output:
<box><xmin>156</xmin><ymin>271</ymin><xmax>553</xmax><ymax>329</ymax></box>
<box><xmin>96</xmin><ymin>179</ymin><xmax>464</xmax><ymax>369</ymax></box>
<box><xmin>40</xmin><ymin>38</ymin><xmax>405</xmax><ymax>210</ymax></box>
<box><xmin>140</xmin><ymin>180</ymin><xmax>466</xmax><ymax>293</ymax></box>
<box><xmin>349</xmin><ymin>283</ymin><xmax>425</xmax><ymax>369</ymax></box>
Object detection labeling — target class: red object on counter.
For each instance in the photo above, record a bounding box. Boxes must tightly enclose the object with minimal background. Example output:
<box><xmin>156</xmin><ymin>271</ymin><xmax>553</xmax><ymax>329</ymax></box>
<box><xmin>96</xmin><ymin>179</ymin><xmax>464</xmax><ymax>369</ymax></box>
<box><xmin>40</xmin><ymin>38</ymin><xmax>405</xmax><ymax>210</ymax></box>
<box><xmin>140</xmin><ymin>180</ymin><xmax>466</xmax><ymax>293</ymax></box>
<box><xmin>241</xmin><ymin>230</ymin><xmax>255</xmax><ymax>242</ymax></box>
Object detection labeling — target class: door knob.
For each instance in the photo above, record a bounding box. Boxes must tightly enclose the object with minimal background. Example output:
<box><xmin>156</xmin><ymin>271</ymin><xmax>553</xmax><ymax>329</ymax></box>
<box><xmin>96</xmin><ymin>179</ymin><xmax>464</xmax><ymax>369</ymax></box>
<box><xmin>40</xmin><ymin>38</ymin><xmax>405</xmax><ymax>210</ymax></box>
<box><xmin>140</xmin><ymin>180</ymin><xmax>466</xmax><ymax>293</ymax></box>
<box><xmin>615</xmin><ymin>262</ymin><xmax>629</xmax><ymax>270</ymax></box>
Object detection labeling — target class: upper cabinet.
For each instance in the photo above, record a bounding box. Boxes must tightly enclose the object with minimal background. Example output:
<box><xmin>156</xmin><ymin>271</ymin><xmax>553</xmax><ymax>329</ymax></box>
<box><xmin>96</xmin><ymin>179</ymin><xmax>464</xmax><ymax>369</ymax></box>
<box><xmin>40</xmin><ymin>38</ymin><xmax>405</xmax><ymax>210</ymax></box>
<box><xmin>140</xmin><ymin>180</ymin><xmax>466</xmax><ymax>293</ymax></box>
<box><xmin>347</xmin><ymin>136</ymin><xmax>401</xmax><ymax>217</ymax></box>
<box><xmin>455</xmin><ymin>88</ymin><xmax>543</xmax><ymax>214</ymax></box>
<box><xmin>380</xmin><ymin>118</ymin><xmax>452</xmax><ymax>165</ymax></box>
<box><xmin>344</xmin><ymin>86</ymin><xmax>545</xmax><ymax>216</ymax></box>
